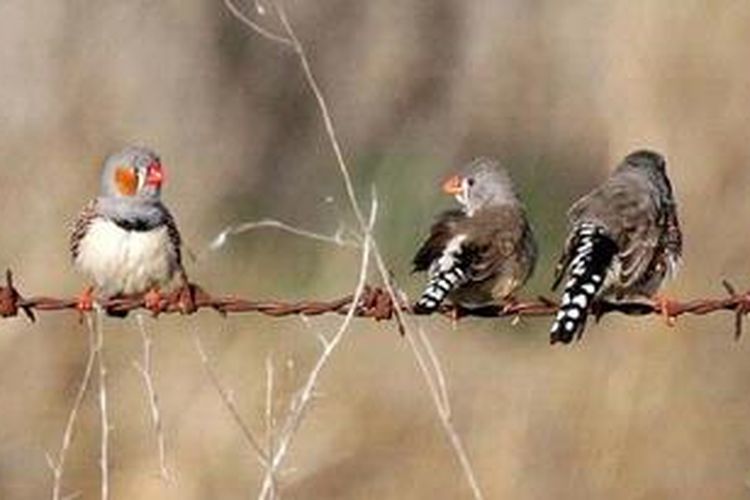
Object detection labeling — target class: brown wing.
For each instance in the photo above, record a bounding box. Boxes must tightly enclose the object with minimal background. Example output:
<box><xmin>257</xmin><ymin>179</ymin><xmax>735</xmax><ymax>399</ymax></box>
<box><xmin>662</xmin><ymin>198</ymin><xmax>682</xmax><ymax>275</ymax></box>
<box><xmin>568</xmin><ymin>171</ymin><xmax>662</xmax><ymax>290</ymax></box>
<box><xmin>70</xmin><ymin>199</ymin><xmax>99</xmax><ymax>262</ymax></box>
<box><xmin>412</xmin><ymin>209</ymin><xmax>465</xmax><ymax>272</ymax></box>
<box><xmin>460</xmin><ymin>206</ymin><xmax>530</xmax><ymax>282</ymax></box>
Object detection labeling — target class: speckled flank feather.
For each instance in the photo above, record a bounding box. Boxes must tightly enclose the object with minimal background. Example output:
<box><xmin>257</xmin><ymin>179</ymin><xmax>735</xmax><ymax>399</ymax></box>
<box><xmin>70</xmin><ymin>199</ymin><xmax>98</xmax><ymax>262</ymax></box>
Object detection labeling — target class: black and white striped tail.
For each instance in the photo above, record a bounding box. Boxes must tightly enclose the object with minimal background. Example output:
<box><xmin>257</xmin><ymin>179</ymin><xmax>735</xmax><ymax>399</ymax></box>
<box><xmin>550</xmin><ymin>223</ymin><xmax>618</xmax><ymax>344</ymax></box>
<box><xmin>414</xmin><ymin>267</ymin><xmax>467</xmax><ymax>313</ymax></box>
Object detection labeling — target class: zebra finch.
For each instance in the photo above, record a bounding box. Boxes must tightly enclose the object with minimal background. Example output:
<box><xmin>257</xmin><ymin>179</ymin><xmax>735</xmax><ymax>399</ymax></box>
<box><xmin>550</xmin><ymin>149</ymin><xmax>682</xmax><ymax>344</ymax></box>
<box><xmin>71</xmin><ymin>145</ymin><xmax>188</xmax><ymax>316</ymax></box>
<box><xmin>412</xmin><ymin>158</ymin><xmax>537</xmax><ymax>314</ymax></box>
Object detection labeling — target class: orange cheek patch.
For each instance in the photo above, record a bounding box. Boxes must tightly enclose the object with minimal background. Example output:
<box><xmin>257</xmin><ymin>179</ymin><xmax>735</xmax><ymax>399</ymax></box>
<box><xmin>115</xmin><ymin>166</ymin><xmax>138</xmax><ymax>196</ymax></box>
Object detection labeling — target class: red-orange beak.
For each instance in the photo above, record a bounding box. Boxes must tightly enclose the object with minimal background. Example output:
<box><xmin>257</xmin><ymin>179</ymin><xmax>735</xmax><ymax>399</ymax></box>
<box><xmin>146</xmin><ymin>162</ymin><xmax>164</xmax><ymax>187</ymax></box>
<box><xmin>442</xmin><ymin>175</ymin><xmax>463</xmax><ymax>195</ymax></box>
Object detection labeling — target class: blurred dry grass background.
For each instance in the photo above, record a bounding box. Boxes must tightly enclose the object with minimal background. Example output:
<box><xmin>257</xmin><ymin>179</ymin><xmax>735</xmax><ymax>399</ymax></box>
<box><xmin>1</xmin><ymin>0</ymin><xmax>750</xmax><ymax>498</ymax></box>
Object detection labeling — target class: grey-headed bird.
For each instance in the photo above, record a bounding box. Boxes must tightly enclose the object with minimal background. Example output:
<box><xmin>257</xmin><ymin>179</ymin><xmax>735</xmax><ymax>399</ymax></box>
<box><xmin>551</xmin><ymin>149</ymin><xmax>682</xmax><ymax>344</ymax></box>
<box><xmin>70</xmin><ymin>146</ymin><xmax>186</xmax><ymax>315</ymax></box>
<box><xmin>412</xmin><ymin>158</ymin><xmax>537</xmax><ymax>313</ymax></box>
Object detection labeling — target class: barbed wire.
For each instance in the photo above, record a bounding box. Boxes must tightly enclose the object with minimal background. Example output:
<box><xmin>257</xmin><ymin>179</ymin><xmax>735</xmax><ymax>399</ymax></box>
<box><xmin>1</xmin><ymin>269</ymin><xmax>748</xmax><ymax>338</ymax></box>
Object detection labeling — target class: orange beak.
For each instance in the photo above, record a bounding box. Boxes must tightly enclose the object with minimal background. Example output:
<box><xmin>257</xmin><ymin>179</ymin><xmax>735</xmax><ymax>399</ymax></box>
<box><xmin>442</xmin><ymin>175</ymin><xmax>463</xmax><ymax>195</ymax></box>
<box><xmin>146</xmin><ymin>162</ymin><xmax>164</xmax><ymax>187</ymax></box>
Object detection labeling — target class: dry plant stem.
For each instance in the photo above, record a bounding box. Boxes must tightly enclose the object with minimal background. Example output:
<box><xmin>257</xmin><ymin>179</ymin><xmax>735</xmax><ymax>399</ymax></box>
<box><xmin>373</xmin><ymin>257</ymin><xmax>485</xmax><ymax>500</ymax></box>
<box><xmin>133</xmin><ymin>315</ymin><xmax>172</xmax><ymax>482</ymax></box>
<box><xmin>258</xmin><ymin>197</ymin><xmax>376</xmax><ymax>500</ymax></box>
<box><xmin>273</xmin><ymin>5</ymin><xmax>368</xmax><ymax>232</ymax></box>
<box><xmin>48</xmin><ymin>315</ymin><xmax>98</xmax><ymax>500</ymax></box>
<box><xmin>95</xmin><ymin>309</ymin><xmax>110</xmax><ymax>500</ymax></box>
<box><xmin>274</xmin><ymin>6</ymin><xmax>486</xmax><ymax>498</ymax></box>
<box><xmin>223</xmin><ymin>0</ymin><xmax>293</xmax><ymax>47</ymax></box>
<box><xmin>192</xmin><ymin>328</ymin><xmax>269</xmax><ymax>468</ymax></box>
<box><xmin>209</xmin><ymin>218</ymin><xmax>360</xmax><ymax>253</ymax></box>
<box><xmin>264</xmin><ymin>355</ymin><xmax>277</xmax><ymax>498</ymax></box>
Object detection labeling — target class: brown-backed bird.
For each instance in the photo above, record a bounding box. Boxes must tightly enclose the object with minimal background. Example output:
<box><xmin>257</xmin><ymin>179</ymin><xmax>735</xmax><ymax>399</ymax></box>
<box><xmin>550</xmin><ymin>149</ymin><xmax>682</xmax><ymax>344</ymax></box>
<box><xmin>412</xmin><ymin>158</ymin><xmax>537</xmax><ymax>313</ymax></box>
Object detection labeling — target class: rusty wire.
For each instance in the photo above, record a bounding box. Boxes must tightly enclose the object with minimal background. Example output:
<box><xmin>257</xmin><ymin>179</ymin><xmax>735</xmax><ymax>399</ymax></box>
<box><xmin>1</xmin><ymin>269</ymin><xmax>749</xmax><ymax>338</ymax></box>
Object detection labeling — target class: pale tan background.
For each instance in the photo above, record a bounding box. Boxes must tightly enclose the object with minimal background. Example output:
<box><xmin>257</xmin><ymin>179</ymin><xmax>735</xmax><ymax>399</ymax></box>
<box><xmin>1</xmin><ymin>0</ymin><xmax>750</xmax><ymax>498</ymax></box>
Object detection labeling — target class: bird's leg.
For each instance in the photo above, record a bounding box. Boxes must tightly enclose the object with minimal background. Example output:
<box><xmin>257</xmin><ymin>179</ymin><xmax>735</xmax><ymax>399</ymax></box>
<box><xmin>76</xmin><ymin>286</ymin><xmax>95</xmax><ymax>312</ymax></box>
<box><xmin>449</xmin><ymin>304</ymin><xmax>463</xmax><ymax>330</ymax></box>
<box><xmin>500</xmin><ymin>295</ymin><xmax>523</xmax><ymax>325</ymax></box>
<box><xmin>75</xmin><ymin>285</ymin><xmax>95</xmax><ymax>323</ymax></box>
<box><xmin>144</xmin><ymin>287</ymin><xmax>164</xmax><ymax>317</ymax></box>
<box><xmin>501</xmin><ymin>295</ymin><xmax>520</xmax><ymax>314</ymax></box>
<box><xmin>176</xmin><ymin>270</ymin><xmax>197</xmax><ymax>315</ymax></box>
<box><xmin>652</xmin><ymin>294</ymin><xmax>679</xmax><ymax>327</ymax></box>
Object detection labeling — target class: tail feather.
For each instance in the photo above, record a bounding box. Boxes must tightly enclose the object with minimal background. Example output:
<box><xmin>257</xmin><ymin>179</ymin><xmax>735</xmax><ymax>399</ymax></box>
<box><xmin>414</xmin><ymin>267</ymin><xmax>467</xmax><ymax>313</ymax></box>
<box><xmin>550</xmin><ymin>223</ymin><xmax>618</xmax><ymax>344</ymax></box>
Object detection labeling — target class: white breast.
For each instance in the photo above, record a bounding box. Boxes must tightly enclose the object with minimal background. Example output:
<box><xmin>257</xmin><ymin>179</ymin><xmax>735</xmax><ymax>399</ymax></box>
<box><xmin>75</xmin><ymin>218</ymin><xmax>177</xmax><ymax>296</ymax></box>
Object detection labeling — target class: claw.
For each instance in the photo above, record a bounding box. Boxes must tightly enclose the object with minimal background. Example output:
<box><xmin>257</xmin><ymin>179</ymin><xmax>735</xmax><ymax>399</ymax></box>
<box><xmin>653</xmin><ymin>295</ymin><xmax>678</xmax><ymax>327</ymax></box>
<box><xmin>449</xmin><ymin>305</ymin><xmax>462</xmax><ymax>330</ymax></box>
<box><xmin>501</xmin><ymin>295</ymin><xmax>519</xmax><ymax>315</ymax></box>
<box><xmin>177</xmin><ymin>282</ymin><xmax>197</xmax><ymax>315</ymax></box>
<box><xmin>144</xmin><ymin>288</ymin><xmax>163</xmax><ymax>317</ymax></box>
<box><xmin>76</xmin><ymin>286</ymin><xmax>95</xmax><ymax>322</ymax></box>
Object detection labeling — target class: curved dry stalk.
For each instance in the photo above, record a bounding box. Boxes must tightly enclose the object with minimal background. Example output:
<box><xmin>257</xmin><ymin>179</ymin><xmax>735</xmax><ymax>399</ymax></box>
<box><xmin>48</xmin><ymin>315</ymin><xmax>98</xmax><ymax>500</ymax></box>
<box><xmin>94</xmin><ymin>309</ymin><xmax>110</xmax><ymax>500</ymax></box>
<box><xmin>263</xmin><ymin>355</ymin><xmax>277</xmax><ymax>498</ymax></box>
<box><xmin>209</xmin><ymin>218</ymin><xmax>360</xmax><ymax>253</ymax></box>
<box><xmin>133</xmin><ymin>314</ymin><xmax>173</xmax><ymax>483</ymax></box>
<box><xmin>223</xmin><ymin>0</ymin><xmax>293</xmax><ymax>47</ymax></box>
<box><xmin>192</xmin><ymin>327</ymin><xmax>269</xmax><ymax>468</ymax></box>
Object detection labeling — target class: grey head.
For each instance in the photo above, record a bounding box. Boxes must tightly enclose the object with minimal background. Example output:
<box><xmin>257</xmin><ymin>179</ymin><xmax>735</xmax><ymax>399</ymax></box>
<box><xmin>100</xmin><ymin>145</ymin><xmax>165</xmax><ymax>200</ymax></box>
<box><xmin>97</xmin><ymin>146</ymin><xmax>169</xmax><ymax>228</ymax></box>
<box><xmin>615</xmin><ymin>149</ymin><xmax>674</xmax><ymax>198</ymax></box>
<box><xmin>443</xmin><ymin>157</ymin><xmax>520</xmax><ymax>215</ymax></box>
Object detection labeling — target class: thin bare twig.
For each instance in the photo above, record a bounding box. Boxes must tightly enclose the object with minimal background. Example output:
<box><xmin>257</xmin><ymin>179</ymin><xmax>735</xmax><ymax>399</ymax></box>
<box><xmin>95</xmin><ymin>309</ymin><xmax>109</xmax><ymax>500</ymax></box>
<box><xmin>47</xmin><ymin>315</ymin><xmax>98</xmax><ymax>500</ymax></box>
<box><xmin>222</xmin><ymin>0</ymin><xmax>293</xmax><ymax>47</ymax></box>
<box><xmin>192</xmin><ymin>328</ymin><xmax>269</xmax><ymax>468</ymax></box>
<box><xmin>264</xmin><ymin>355</ymin><xmax>277</xmax><ymax>499</ymax></box>
<box><xmin>209</xmin><ymin>218</ymin><xmax>360</xmax><ymax>252</ymax></box>
<box><xmin>133</xmin><ymin>314</ymin><xmax>173</xmax><ymax>483</ymax></box>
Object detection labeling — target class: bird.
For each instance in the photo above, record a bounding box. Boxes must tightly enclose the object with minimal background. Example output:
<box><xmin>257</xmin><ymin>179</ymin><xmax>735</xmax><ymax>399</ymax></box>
<box><xmin>412</xmin><ymin>157</ymin><xmax>537</xmax><ymax>314</ymax></box>
<box><xmin>70</xmin><ymin>146</ymin><xmax>187</xmax><ymax>316</ymax></box>
<box><xmin>550</xmin><ymin>149</ymin><xmax>683</xmax><ymax>344</ymax></box>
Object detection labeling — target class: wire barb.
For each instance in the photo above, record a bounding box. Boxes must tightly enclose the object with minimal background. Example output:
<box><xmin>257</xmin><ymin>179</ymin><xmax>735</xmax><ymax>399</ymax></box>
<box><xmin>0</xmin><ymin>269</ymin><xmax>749</xmax><ymax>338</ymax></box>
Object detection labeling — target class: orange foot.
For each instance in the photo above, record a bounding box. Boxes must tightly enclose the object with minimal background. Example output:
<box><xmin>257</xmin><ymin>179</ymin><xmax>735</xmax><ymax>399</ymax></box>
<box><xmin>501</xmin><ymin>295</ymin><xmax>520</xmax><ymax>315</ymax></box>
<box><xmin>144</xmin><ymin>288</ymin><xmax>163</xmax><ymax>317</ymax></box>
<box><xmin>449</xmin><ymin>305</ymin><xmax>463</xmax><ymax>330</ymax></box>
<box><xmin>76</xmin><ymin>286</ymin><xmax>94</xmax><ymax>311</ymax></box>
<box><xmin>652</xmin><ymin>295</ymin><xmax>679</xmax><ymax>327</ymax></box>
<box><xmin>76</xmin><ymin>286</ymin><xmax>94</xmax><ymax>322</ymax></box>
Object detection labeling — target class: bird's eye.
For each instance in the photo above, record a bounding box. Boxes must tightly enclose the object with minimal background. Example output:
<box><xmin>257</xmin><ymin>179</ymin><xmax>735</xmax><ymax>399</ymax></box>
<box><xmin>466</xmin><ymin>178</ymin><xmax>475</xmax><ymax>187</ymax></box>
